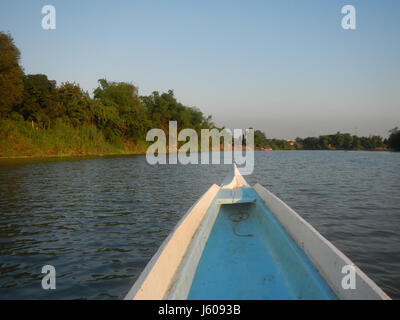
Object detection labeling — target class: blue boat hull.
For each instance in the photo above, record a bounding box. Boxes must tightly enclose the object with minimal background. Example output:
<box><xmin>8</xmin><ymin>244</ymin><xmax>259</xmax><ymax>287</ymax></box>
<box><xmin>188</xmin><ymin>190</ymin><xmax>337</xmax><ymax>300</ymax></box>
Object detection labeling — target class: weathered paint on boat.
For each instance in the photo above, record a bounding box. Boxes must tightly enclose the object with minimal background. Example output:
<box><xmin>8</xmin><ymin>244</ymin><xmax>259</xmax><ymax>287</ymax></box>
<box><xmin>125</xmin><ymin>165</ymin><xmax>390</xmax><ymax>300</ymax></box>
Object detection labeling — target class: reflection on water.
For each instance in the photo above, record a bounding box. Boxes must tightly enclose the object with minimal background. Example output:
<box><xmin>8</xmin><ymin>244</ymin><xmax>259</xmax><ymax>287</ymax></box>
<box><xmin>0</xmin><ymin>151</ymin><xmax>399</xmax><ymax>299</ymax></box>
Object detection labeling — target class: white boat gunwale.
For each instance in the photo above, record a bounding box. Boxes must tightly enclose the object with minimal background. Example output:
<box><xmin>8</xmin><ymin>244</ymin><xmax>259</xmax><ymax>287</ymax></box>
<box><xmin>124</xmin><ymin>183</ymin><xmax>220</xmax><ymax>300</ymax></box>
<box><xmin>252</xmin><ymin>183</ymin><xmax>390</xmax><ymax>300</ymax></box>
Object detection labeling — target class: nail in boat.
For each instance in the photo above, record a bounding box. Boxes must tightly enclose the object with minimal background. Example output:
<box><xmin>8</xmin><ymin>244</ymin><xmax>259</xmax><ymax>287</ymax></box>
<box><xmin>125</xmin><ymin>164</ymin><xmax>390</xmax><ymax>300</ymax></box>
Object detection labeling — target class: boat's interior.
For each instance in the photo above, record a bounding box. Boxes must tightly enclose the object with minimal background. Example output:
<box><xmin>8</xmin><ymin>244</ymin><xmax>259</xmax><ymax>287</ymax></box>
<box><xmin>187</xmin><ymin>192</ymin><xmax>337</xmax><ymax>300</ymax></box>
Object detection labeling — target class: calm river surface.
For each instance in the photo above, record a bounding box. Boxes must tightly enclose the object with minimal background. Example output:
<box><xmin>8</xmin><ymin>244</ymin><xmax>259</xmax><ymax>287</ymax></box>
<box><xmin>0</xmin><ymin>151</ymin><xmax>399</xmax><ymax>299</ymax></box>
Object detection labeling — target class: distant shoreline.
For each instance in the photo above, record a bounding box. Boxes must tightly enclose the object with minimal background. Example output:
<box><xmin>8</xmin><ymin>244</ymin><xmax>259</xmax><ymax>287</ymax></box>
<box><xmin>0</xmin><ymin>148</ymin><xmax>394</xmax><ymax>161</ymax></box>
<box><xmin>0</xmin><ymin>151</ymin><xmax>145</xmax><ymax>160</ymax></box>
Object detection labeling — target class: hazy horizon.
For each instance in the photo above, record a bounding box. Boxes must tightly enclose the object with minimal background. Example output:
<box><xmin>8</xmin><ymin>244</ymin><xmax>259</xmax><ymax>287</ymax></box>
<box><xmin>1</xmin><ymin>0</ymin><xmax>399</xmax><ymax>139</ymax></box>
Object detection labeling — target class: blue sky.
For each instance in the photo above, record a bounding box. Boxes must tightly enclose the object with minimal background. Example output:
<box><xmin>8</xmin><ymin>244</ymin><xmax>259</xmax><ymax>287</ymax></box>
<box><xmin>1</xmin><ymin>0</ymin><xmax>399</xmax><ymax>138</ymax></box>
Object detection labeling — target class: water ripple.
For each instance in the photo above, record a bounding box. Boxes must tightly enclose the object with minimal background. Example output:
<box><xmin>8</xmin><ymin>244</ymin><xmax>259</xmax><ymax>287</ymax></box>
<box><xmin>0</xmin><ymin>151</ymin><xmax>399</xmax><ymax>299</ymax></box>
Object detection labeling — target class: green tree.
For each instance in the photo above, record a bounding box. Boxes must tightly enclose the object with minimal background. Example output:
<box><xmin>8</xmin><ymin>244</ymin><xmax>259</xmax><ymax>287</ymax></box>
<box><xmin>141</xmin><ymin>90</ymin><xmax>213</xmax><ymax>135</ymax></box>
<box><xmin>16</xmin><ymin>74</ymin><xmax>60</xmax><ymax>127</ymax></box>
<box><xmin>359</xmin><ymin>135</ymin><xmax>384</xmax><ymax>150</ymax></box>
<box><xmin>0</xmin><ymin>32</ymin><xmax>24</xmax><ymax>116</ymax></box>
<box><xmin>318</xmin><ymin>135</ymin><xmax>331</xmax><ymax>149</ymax></box>
<box><xmin>351</xmin><ymin>135</ymin><xmax>361</xmax><ymax>149</ymax></box>
<box><xmin>94</xmin><ymin>79</ymin><xmax>146</xmax><ymax>140</ymax></box>
<box><xmin>57</xmin><ymin>82</ymin><xmax>91</xmax><ymax>126</ymax></box>
<box><xmin>303</xmin><ymin>137</ymin><xmax>320</xmax><ymax>150</ymax></box>
<box><xmin>254</xmin><ymin>130</ymin><xmax>268</xmax><ymax>149</ymax></box>
<box><xmin>342</xmin><ymin>133</ymin><xmax>353</xmax><ymax>150</ymax></box>
<box><xmin>333</xmin><ymin>132</ymin><xmax>345</xmax><ymax>149</ymax></box>
<box><xmin>388</xmin><ymin>127</ymin><xmax>400</xmax><ymax>151</ymax></box>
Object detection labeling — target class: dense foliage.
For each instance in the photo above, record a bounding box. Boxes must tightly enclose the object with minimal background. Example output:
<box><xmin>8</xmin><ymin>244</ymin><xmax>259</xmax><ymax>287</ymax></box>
<box><xmin>249</xmin><ymin>130</ymin><xmax>390</xmax><ymax>151</ymax></box>
<box><xmin>0</xmin><ymin>33</ymin><xmax>23</xmax><ymax>116</ymax></box>
<box><xmin>387</xmin><ymin>127</ymin><xmax>400</xmax><ymax>151</ymax></box>
<box><xmin>0</xmin><ymin>32</ymin><xmax>215</xmax><ymax>156</ymax></box>
<box><xmin>0</xmin><ymin>32</ymin><xmax>398</xmax><ymax>156</ymax></box>
<box><xmin>297</xmin><ymin>132</ymin><xmax>386</xmax><ymax>151</ymax></box>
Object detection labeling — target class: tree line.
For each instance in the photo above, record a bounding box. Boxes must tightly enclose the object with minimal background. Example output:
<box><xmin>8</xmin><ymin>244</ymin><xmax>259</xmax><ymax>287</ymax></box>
<box><xmin>298</xmin><ymin>133</ymin><xmax>385</xmax><ymax>150</ymax></box>
<box><xmin>1</xmin><ymin>31</ymin><xmax>399</xmax><ymax>156</ymax></box>
<box><xmin>252</xmin><ymin>130</ymin><xmax>400</xmax><ymax>151</ymax></box>
<box><xmin>0</xmin><ymin>32</ymin><xmax>215</xmax><ymax>156</ymax></box>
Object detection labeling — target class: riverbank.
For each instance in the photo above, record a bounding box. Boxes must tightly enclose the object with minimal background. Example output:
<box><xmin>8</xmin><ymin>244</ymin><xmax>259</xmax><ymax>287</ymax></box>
<box><xmin>0</xmin><ymin>151</ymin><xmax>145</xmax><ymax>160</ymax></box>
<box><xmin>1</xmin><ymin>147</ymin><xmax>394</xmax><ymax>161</ymax></box>
<box><xmin>0</xmin><ymin>148</ymin><xmax>147</xmax><ymax>160</ymax></box>
<box><xmin>0</xmin><ymin>119</ymin><xmax>395</xmax><ymax>160</ymax></box>
<box><xmin>0</xmin><ymin>119</ymin><xmax>148</xmax><ymax>159</ymax></box>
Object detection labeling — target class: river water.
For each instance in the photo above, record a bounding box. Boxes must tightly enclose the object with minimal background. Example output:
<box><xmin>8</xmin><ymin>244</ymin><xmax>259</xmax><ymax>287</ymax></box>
<box><xmin>0</xmin><ymin>151</ymin><xmax>399</xmax><ymax>299</ymax></box>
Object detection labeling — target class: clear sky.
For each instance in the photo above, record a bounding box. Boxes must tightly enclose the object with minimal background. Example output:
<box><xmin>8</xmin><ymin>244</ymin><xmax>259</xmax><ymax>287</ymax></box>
<box><xmin>1</xmin><ymin>0</ymin><xmax>399</xmax><ymax>138</ymax></box>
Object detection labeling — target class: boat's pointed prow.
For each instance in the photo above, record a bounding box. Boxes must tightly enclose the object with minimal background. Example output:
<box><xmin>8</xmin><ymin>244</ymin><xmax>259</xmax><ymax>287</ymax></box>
<box><xmin>125</xmin><ymin>164</ymin><xmax>390</xmax><ymax>300</ymax></box>
<box><xmin>233</xmin><ymin>162</ymin><xmax>241</xmax><ymax>176</ymax></box>
<box><xmin>221</xmin><ymin>163</ymin><xmax>250</xmax><ymax>190</ymax></box>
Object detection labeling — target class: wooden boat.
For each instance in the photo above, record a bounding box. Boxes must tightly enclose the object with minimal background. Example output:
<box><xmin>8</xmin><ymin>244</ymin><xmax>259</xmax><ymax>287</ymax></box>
<box><xmin>125</xmin><ymin>164</ymin><xmax>390</xmax><ymax>300</ymax></box>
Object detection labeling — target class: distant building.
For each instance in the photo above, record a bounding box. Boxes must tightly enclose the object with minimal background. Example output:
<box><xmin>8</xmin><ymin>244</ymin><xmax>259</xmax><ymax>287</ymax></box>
<box><xmin>287</xmin><ymin>139</ymin><xmax>296</xmax><ymax>146</ymax></box>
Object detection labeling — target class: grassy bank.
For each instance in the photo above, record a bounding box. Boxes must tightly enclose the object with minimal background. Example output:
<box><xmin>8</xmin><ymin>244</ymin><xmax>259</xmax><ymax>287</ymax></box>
<box><xmin>0</xmin><ymin>119</ymin><xmax>148</xmax><ymax>158</ymax></box>
<box><xmin>1</xmin><ymin>119</ymin><xmax>396</xmax><ymax>159</ymax></box>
